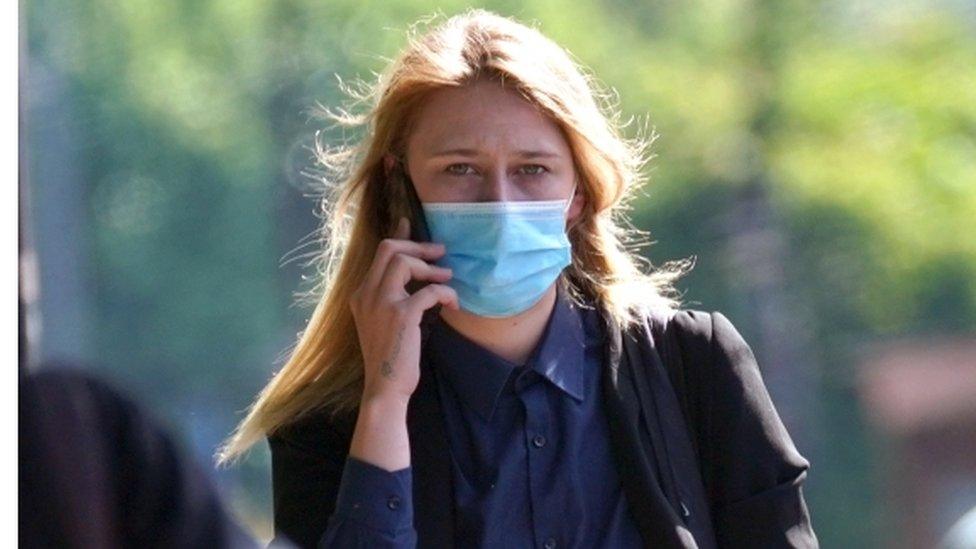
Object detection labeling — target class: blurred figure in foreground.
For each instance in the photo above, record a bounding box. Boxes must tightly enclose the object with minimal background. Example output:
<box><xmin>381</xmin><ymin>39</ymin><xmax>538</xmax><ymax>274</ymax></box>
<box><xmin>19</xmin><ymin>365</ymin><xmax>273</xmax><ymax>548</ymax></box>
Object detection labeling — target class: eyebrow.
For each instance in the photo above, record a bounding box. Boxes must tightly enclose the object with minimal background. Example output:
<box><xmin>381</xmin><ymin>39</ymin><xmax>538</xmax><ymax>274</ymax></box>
<box><xmin>428</xmin><ymin>148</ymin><xmax>563</xmax><ymax>159</ymax></box>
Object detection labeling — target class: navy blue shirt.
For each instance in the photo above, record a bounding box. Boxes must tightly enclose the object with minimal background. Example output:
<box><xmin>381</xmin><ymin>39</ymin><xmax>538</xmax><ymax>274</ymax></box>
<box><xmin>319</xmin><ymin>283</ymin><xmax>644</xmax><ymax>548</ymax></box>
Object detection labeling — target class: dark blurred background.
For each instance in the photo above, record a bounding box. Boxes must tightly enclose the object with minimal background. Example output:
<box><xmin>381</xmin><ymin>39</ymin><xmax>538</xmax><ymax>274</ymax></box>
<box><xmin>20</xmin><ymin>1</ymin><xmax>976</xmax><ymax>546</ymax></box>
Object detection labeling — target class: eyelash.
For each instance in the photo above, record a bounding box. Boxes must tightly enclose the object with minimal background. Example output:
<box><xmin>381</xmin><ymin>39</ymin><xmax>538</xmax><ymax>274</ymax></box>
<box><xmin>445</xmin><ymin>164</ymin><xmax>549</xmax><ymax>177</ymax></box>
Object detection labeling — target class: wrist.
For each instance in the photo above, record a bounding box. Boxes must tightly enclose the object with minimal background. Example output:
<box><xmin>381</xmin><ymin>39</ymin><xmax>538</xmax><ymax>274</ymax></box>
<box><xmin>360</xmin><ymin>390</ymin><xmax>412</xmax><ymax>414</ymax></box>
<box><xmin>350</xmin><ymin>392</ymin><xmax>411</xmax><ymax>471</ymax></box>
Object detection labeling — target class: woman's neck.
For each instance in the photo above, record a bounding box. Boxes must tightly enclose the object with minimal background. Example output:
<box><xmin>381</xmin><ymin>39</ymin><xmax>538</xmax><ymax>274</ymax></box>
<box><xmin>436</xmin><ymin>282</ymin><xmax>559</xmax><ymax>367</ymax></box>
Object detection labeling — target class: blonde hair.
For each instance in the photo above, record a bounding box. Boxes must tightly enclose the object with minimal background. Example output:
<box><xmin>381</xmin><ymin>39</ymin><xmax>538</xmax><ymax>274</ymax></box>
<box><xmin>216</xmin><ymin>8</ymin><xmax>692</xmax><ymax>465</ymax></box>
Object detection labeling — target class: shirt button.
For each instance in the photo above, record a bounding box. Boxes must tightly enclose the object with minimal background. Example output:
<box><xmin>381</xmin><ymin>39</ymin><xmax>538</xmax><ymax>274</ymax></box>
<box><xmin>532</xmin><ymin>434</ymin><xmax>547</xmax><ymax>448</ymax></box>
<box><xmin>387</xmin><ymin>495</ymin><xmax>401</xmax><ymax>510</ymax></box>
<box><xmin>544</xmin><ymin>537</ymin><xmax>557</xmax><ymax>549</ymax></box>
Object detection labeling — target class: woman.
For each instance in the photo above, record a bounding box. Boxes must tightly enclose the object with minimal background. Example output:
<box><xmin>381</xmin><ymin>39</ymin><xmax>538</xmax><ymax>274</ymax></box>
<box><xmin>217</xmin><ymin>9</ymin><xmax>818</xmax><ymax>549</ymax></box>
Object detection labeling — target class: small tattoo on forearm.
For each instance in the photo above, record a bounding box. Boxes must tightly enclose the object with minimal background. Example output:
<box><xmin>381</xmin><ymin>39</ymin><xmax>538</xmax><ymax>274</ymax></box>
<box><xmin>380</xmin><ymin>360</ymin><xmax>395</xmax><ymax>379</ymax></box>
<box><xmin>380</xmin><ymin>328</ymin><xmax>404</xmax><ymax>379</ymax></box>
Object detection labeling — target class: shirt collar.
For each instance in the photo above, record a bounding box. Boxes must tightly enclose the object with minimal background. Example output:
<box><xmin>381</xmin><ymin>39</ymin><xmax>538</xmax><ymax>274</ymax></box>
<box><xmin>426</xmin><ymin>281</ymin><xmax>589</xmax><ymax>422</ymax></box>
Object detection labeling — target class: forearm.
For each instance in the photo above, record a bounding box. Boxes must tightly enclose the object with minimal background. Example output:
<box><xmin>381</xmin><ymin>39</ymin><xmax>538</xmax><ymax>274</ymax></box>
<box><xmin>348</xmin><ymin>395</ymin><xmax>411</xmax><ymax>472</ymax></box>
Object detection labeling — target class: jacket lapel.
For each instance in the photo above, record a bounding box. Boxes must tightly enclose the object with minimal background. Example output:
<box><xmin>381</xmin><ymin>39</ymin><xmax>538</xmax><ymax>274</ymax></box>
<box><xmin>407</xmin><ymin>352</ymin><xmax>456</xmax><ymax>548</ymax></box>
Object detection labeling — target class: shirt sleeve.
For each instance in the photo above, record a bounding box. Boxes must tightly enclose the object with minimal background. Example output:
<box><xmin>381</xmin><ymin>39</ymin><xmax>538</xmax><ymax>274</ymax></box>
<box><xmin>317</xmin><ymin>456</ymin><xmax>417</xmax><ymax>548</ymax></box>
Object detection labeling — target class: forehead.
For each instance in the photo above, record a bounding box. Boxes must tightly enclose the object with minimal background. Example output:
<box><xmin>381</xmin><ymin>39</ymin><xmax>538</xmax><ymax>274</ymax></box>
<box><xmin>406</xmin><ymin>80</ymin><xmax>569</xmax><ymax>157</ymax></box>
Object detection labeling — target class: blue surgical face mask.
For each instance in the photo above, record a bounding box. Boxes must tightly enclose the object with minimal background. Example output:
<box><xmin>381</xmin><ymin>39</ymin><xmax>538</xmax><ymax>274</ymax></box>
<box><xmin>421</xmin><ymin>183</ymin><xmax>577</xmax><ymax>318</ymax></box>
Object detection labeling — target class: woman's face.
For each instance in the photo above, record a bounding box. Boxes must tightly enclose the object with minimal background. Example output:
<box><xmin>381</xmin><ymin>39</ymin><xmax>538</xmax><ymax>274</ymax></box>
<box><xmin>397</xmin><ymin>78</ymin><xmax>584</xmax><ymax>222</ymax></box>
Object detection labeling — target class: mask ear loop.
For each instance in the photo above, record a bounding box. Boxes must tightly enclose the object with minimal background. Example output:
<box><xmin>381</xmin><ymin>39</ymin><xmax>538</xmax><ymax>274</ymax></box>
<box><xmin>561</xmin><ymin>177</ymin><xmax>582</xmax><ymax>296</ymax></box>
<box><xmin>563</xmin><ymin>177</ymin><xmax>579</xmax><ymax>214</ymax></box>
<box><xmin>563</xmin><ymin>176</ymin><xmax>579</xmax><ymax>237</ymax></box>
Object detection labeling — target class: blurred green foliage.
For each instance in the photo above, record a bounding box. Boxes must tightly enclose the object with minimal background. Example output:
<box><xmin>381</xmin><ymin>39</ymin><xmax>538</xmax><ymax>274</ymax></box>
<box><xmin>25</xmin><ymin>0</ymin><xmax>976</xmax><ymax>545</ymax></box>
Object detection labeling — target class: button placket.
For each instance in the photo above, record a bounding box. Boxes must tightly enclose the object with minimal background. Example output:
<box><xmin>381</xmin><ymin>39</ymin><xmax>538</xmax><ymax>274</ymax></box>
<box><xmin>521</xmin><ymin>379</ymin><xmax>558</xmax><ymax>549</ymax></box>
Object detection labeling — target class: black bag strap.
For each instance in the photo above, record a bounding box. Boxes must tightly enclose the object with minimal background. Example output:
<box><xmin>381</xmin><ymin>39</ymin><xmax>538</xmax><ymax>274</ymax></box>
<box><xmin>639</xmin><ymin>308</ymin><xmax>708</xmax><ymax>468</ymax></box>
<box><xmin>619</xmin><ymin>307</ymin><xmax>719</xmax><ymax>547</ymax></box>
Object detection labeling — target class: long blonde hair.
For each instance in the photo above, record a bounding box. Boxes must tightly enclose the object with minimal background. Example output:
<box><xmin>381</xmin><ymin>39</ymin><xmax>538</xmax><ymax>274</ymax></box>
<box><xmin>215</xmin><ymin>8</ymin><xmax>692</xmax><ymax>466</ymax></box>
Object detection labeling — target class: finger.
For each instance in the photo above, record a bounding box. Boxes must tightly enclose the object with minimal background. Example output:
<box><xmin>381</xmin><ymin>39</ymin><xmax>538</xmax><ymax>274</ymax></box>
<box><xmin>379</xmin><ymin>252</ymin><xmax>453</xmax><ymax>299</ymax></box>
<box><xmin>363</xmin><ymin>238</ymin><xmax>447</xmax><ymax>297</ymax></box>
<box><xmin>363</xmin><ymin>216</ymin><xmax>443</xmax><ymax>294</ymax></box>
<box><xmin>403</xmin><ymin>283</ymin><xmax>460</xmax><ymax>321</ymax></box>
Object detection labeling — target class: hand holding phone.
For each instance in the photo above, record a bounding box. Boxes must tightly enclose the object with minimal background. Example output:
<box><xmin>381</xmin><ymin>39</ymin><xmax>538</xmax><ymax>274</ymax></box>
<box><xmin>347</xmin><ymin>164</ymin><xmax>458</xmax><ymax>404</ymax></box>
<box><xmin>394</xmin><ymin>163</ymin><xmax>447</xmax><ymax>348</ymax></box>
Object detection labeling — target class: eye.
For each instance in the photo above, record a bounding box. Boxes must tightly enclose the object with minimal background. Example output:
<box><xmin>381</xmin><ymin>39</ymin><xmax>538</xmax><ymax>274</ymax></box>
<box><xmin>520</xmin><ymin>164</ymin><xmax>549</xmax><ymax>176</ymax></box>
<box><xmin>443</xmin><ymin>163</ymin><xmax>550</xmax><ymax>177</ymax></box>
<box><xmin>445</xmin><ymin>163</ymin><xmax>476</xmax><ymax>176</ymax></box>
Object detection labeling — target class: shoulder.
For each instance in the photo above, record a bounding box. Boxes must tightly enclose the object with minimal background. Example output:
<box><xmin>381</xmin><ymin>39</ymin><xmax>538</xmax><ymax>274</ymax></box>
<box><xmin>643</xmin><ymin>307</ymin><xmax>749</xmax><ymax>352</ymax></box>
<box><xmin>22</xmin><ymin>367</ymin><xmax>168</xmax><ymax>452</ymax></box>
<box><xmin>652</xmin><ymin>309</ymin><xmax>776</xmax><ymax>418</ymax></box>
<box><xmin>23</xmin><ymin>367</ymin><xmax>138</xmax><ymax>417</ymax></box>
<box><xmin>640</xmin><ymin>307</ymin><xmax>761</xmax><ymax>387</ymax></box>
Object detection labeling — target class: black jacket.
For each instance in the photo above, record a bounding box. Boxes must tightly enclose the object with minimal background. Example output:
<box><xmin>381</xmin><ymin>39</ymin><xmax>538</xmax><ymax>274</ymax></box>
<box><xmin>267</xmin><ymin>308</ymin><xmax>818</xmax><ymax>548</ymax></box>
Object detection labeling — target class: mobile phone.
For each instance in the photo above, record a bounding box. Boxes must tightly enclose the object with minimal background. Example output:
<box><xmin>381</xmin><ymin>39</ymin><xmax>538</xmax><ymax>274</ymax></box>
<box><xmin>399</xmin><ymin>165</ymin><xmax>432</xmax><ymax>247</ymax></box>
<box><xmin>392</xmin><ymin>163</ymin><xmax>443</xmax><ymax>337</ymax></box>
